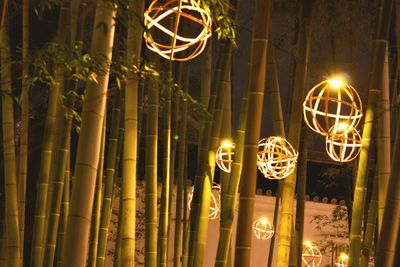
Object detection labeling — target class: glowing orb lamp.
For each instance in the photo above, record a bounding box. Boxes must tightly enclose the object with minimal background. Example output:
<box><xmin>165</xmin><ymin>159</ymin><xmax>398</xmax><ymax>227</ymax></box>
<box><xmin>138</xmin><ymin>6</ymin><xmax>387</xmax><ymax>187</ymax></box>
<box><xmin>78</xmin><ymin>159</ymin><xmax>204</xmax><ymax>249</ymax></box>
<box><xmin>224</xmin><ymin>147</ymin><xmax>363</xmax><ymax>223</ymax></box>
<box><xmin>252</xmin><ymin>217</ymin><xmax>274</xmax><ymax>240</ymax></box>
<box><xmin>335</xmin><ymin>253</ymin><xmax>349</xmax><ymax>267</ymax></box>
<box><xmin>303</xmin><ymin>77</ymin><xmax>363</xmax><ymax>136</ymax></box>
<box><xmin>326</xmin><ymin>124</ymin><xmax>362</xmax><ymax>162</ymax></box>
<box><xmin>143</xmin><ymin>0</ymin><xmax>212</xmax><ymax>61</ymax></box>
<box><xmin>302</xmin><ymin>241</ymin><xmax>322</xmax><ymax>267</ymax></box>
<box><xmin>187</xmin><ymin>183</ymin><xmax>220</xmax><ymax>220</ymax></box>
<box><xmin>216</xmin><ymin>140</ymin><xmax>235</xmax><ymax>173</ymax></box>
<box><xmin>257</xmin><ymin>136</ymin><xmax>298</xmax><ymax>180</ymax></box>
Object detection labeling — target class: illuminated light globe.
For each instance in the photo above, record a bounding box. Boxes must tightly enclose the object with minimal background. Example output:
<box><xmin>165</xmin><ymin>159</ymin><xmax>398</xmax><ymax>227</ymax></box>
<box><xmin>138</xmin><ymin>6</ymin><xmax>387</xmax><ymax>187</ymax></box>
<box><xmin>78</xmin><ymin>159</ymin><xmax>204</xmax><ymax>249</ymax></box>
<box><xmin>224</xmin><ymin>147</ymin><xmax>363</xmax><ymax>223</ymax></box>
<box><xmin>326</xmin><ymin>124</ymin><xmax>362</xmax><ymax>162</ymax></box>
<box><xmin>216</xmin><ymin>140</ymin><xmax>235</xmax><ymax>173</ymax></box>
<box><xmin>143</xmin><ymin>0</ymin><xmax>212</xmax><ymax>61</ymax></box>
<box><xmin>302</xmin><ymin>241</ymin><xmax>322</xmax><ymax>267</ymax></box>
<box><xmin>187</xmin><ymin>183</ymin><xmax>220</xmax><ymax>220</ymax></box>
<box><xmin>335</xmin><ymin>253</ymin><xmax>349</xmax><ymax>267</ymax></box>
<box><xmin>252</xmin><ymin>217</ymin><xmax>274</xmax><ymax>240</ymax></box>
<box><xmin>257</xmin><ymin>137</ymin><xmax>298</xmax><ymax>180</ymax></box>
<box><xmin>303</xmin><ymin>77</ymin><xmax>363</xmax><ymax>136</ymax></box>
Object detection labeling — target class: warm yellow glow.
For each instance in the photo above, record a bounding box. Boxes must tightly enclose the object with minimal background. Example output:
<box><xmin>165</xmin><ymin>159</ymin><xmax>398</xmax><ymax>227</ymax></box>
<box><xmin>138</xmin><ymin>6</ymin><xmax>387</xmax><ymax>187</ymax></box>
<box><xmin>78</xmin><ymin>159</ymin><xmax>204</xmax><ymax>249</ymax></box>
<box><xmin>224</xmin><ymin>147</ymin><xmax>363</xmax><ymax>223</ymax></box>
<box><xmin>326</xmin><ymin>127</ymin><xmax>361</xmax><ymax>162</ymax></box>
<box><xmin>304</xmin><ymin>240</ymin><xmax>312</xmax><ymax>247</ymax></box>
<box><xmin>187</xmin><ymin>183</ymin><xmax>221</xmax><ymax>220</ymax></box>
<box><xmin>337</xmin><ymin>123</ymin><xmax>349</xmax><ymax>132</ymax></box>
<box><xmin>340</xmin><ymin>253</ymin><xmax>348</xmax><ymax>260</ymax></box>
<box><xmin>328</xmin><ymin>77</ymin><xmax>345</xmax><ymax>89</ymax></box>
<box><xmin>302</xmin><ymin>242</ymin><xmax>322</xmax><ymax>267</ymax></box>
<box><xmin>216</xmin><ymin>141</ymin><xmax>235</xmax><ymax>173</ymax></box>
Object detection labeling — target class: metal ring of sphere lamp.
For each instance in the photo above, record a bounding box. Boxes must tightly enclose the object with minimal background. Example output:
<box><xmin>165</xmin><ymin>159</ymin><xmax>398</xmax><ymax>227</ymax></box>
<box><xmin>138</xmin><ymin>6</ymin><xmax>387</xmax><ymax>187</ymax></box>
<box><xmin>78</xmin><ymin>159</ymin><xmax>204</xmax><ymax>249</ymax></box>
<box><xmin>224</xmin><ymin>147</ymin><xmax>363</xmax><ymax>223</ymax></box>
<box><xmin>187</xmin><ymin>183</ymin><xmax>220</xmax><ymax>220</ymax></box>
<box><xmin>303</xmin><ymin>78</ymin><xmax>363</xmax><ymax>136</ymax></box>
<box><xmin>216</xmin><ymin>141</ymin><xmax>235</xmax><ymax>173</ymax></box>
<box><xmin>325</xmin><ymin>124</ymin><xmax>362</xmax><ymax>162</ymax></box>
<box><xmin>252</xmin><ymin>217</ymin><xmax>274</xmax><ymax>240</ymax></box>
<box><xmin>257</xmin><ymin>136</ymin><xmax>298</xmax><ymax>180</ymax></box>
<box><xmin>335</xmin><ymin>253</ymin><xmax>349</xmax><ymax>267</ymax></box>
<box><xmin>302</xmin><ymin>241</ymin><xmax>322</xmax><ymax>267</ymax></box>
<box><xmin>143</xmin><ymin>0</ymin><xmax>212</xmax><ymax>61</ymax></box>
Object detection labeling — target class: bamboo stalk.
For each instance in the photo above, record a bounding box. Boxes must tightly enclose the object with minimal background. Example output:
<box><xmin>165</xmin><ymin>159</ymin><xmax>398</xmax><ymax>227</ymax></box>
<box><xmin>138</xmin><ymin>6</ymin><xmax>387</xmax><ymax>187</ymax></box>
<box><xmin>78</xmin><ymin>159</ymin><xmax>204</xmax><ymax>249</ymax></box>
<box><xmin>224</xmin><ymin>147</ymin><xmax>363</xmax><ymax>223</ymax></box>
<box><xmin>17</xmin><ymin>1</ymin><xmax>29</xmax><ymax>262</ymax></box>
<box><xmin>96</xmin><ymin>91</ymin><xmax>122</xmax><ymax>267</ymax></box>
<box><xmin>119</xmin><ymin>0</ymin><xmax>145</xmax><ymax>265</ymax></box>
<box><xmin>377</xmin><ymin>46</ymin><xmax>391</xmax><ymax>232</ymax></box>
<box><xmin>233</xmin><ymin>0</ymin><xmax>272</xmax><ymax>266</ymax></box>
<box><xmin>61</xmin><ymin>2</ymin><xmax>116</xmax><ymax>265</ymax></box>
<box><xmin>1</xmin><ymin>13</ymin><xmax>21</xmax><ymax>267</ymax></box>
<box><xmin>30</xmin><ymin>6</ymin><xmax>68</xmax><ymax>266</ymax></box>
<box><xmin>88</xmin><ymin>112</ymin><xmax>106</xmax><ymax>266</ymax></box>
<box><xmin>359</xmin><ymin>169</ymin><xmax>378</xmax><ymax>267</ymax></box>
<box><xmin>173</xmin><ymin>64</ymin><xmax>190</xmax><ymax>267</ymax></box>
<box><xmin>158</xmin><ymin>70</ymin><xmax>172</xmax><ymax>267</ymax></box>
<box><xmin>276</xmin><ymin>1</ymin><xmax>314</xmax><ymax>265</ymax></box>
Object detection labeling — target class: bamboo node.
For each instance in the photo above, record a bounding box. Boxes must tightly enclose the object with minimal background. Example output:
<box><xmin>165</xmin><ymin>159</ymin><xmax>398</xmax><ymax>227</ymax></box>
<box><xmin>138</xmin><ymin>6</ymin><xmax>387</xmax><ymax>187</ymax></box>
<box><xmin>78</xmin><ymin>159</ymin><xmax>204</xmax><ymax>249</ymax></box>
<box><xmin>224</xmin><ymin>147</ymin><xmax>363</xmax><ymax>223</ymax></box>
<box><xmin>257</xmin><ymin>136</ymin><xmax>298</xmax><ymax>180</ymax></box>
<box><xmin>143</xmin><ymin>0</ymin><xmax>212</xmax><ymax>61</ymax></box>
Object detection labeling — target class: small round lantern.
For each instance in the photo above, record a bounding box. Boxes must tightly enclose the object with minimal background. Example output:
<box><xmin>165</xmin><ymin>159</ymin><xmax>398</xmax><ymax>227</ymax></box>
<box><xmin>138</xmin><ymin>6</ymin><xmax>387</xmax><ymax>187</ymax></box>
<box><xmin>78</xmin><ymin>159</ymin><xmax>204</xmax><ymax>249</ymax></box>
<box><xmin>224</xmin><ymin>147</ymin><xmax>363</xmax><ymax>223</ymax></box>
<box><xmin>257</xmin><ymin>136</ymin><xmax>298</xmax><ymax>180</ymax></box>
<box><xmin>252</xmin><ymin>217</ymin><xmax>274</xmax><ymax>240</ymax></box>
<box><xmin>303</xmin><ymin>77</ymin><xmax>363</xmax><ymax>136</ymax></box>
<box><xmin>143</xmin><ymin>0</ymin><xmax>212</xmax><ymax>61</ymax></box>
<box><xmin>335</xmin><ymin>253</ymin><xmax>349</xmax><ymax>267</ymax></box>
<box><xmin>326</xmin><ymin>124</ymin><xmax>362</xmax><ymax>162</ymax></box>
<box><xmin>187</xmin><ymin>183</ymin><xmax>220</xmax><ymax>220</ymax></box>
<box><xmin>216</xmin><ymin>140</ymin><xmax>235</xmax><ymax>173</ymax></box>
<box><xmin>302</xmin><ymin>241</ymin><xmax>322</xmax><ymax>267</ymax></box>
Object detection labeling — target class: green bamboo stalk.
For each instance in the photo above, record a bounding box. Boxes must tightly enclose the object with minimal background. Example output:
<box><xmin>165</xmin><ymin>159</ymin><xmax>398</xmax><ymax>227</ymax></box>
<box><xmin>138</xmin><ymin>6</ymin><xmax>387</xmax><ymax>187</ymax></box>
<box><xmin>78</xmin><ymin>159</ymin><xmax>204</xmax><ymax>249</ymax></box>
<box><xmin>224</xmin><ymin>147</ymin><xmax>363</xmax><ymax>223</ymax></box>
<box><xmin>295</xmin><ymin>125</ymin><xmax>308</xmax><ymax>267</ymax></box>
<box><xmin>1</xmin><ymin>14</ymin><xmax>21</xmax><ymax>267</ymax></box>
<box><xmin>30</xmin><ymin>6</ymin><xmax>68</xmax><ymax>266</ymax></box>
<box><xmin>377</xmin><ymin>45</ymin><xmax>391</xmax><ymax>232</ymax></box>
<box><xmin>349</xmin><ymin>0</ymin><xmax>394</xmax><ymax>256</ymax></box>
<box><xmin>119</xmin><ymin>0</ymin><xmax>145</xmax><ymax>265</ymax></box>
<box><xmin>56</xmin><ymin>146</ymin><xmax>70</xmax><ymax>267</ymax></box>
<box><xmin>376</xmin><ymin>75</ymin><xmax>400</xmax><ymax>266</ymax></box>
<box><xmin>88</xmin><ymin>112</ymin><xmax>106</xmax><ymax>266</ymax></box>
<box><xmin>348</xmin><ymin>89</ymin><xmax>380</xmax><ymax>265</ymax></box>
<box><xmin>42</xmin><ymin>91</ymin><xmax>74</xmax><ymax>267</ymax></box>
<box><xmin>96</xmin><ymin>91</ymin><xmax>122</xmax><ymax>267</ymax></box>
<box><xmin>144</xmin><ymin>55</ymin><xmax>159</xmax><ymax>267</ymax></box>
<box><xmin>360</xmin><ymin>169</ymin><xmax>378</xmax><ymax>267</ymax></box>
<box><xmin>233</xmin><ymin>1</ymin><xmax>272</xmax><ymax>266</ymax></box>
<box><xmin>137</xmin><ymin>79</ymin><xmax>144</xmax><ymax>161</ymax></box>
<box><xmin>17</xmin><ymin>1</ymin><xmax>29</xmax><ymax>262</ymax></box>
<box><xmin>158</xmin><ymin>74</ymin><xmax>172</xmax><ymax>267</ymax></box>
<box><xmin>61</xmin><ymin>2</ymin><xmax>116</xmax><ymax>265</ymax></box>
<box><xmin>276</xmin><ymin>1</ymin><xmax>314</xmax><ymax>265</ymax></box>
<box><xmin>265</xmin><ymin>41</ymin><xmax>286</xmax><ymax>267</ymax></box>
<box><xmin>173</xmin><ymin>63</ymin><xmax>190</xmax><ymax>267</ymax></box>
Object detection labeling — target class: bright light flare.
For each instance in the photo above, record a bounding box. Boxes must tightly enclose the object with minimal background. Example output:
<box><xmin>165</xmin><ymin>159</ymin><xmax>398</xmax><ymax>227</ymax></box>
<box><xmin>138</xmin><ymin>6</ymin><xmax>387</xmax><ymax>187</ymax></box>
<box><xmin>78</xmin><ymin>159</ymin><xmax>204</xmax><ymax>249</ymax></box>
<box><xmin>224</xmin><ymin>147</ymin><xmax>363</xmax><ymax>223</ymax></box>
<box><xmin>328</xmin><ymin>76</ymin><xmax>346</xmax><ymax>89</ymax></box>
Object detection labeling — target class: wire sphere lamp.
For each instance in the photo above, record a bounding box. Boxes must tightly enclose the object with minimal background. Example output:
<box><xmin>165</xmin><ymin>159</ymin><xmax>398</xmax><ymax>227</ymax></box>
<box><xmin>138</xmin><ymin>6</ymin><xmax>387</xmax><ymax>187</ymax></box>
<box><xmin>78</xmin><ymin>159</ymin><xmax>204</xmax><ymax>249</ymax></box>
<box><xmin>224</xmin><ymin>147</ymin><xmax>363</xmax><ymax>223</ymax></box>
<box><xmin>303</xmin><ymin>77</ymin><xmax>363</xmax><ymax>136</ymax></box>
<box><xmin>187</xmin><ymin>183</ymin><xmax>220</xmax><ymax>220</ymax></box>
<box><xmin>302</xmin><ymin>241</ymin><xmax>322</xmax><ymax>267</ymax></box>
<box><xmin>326</xmin><ymin>124</ymin><xmax>362</xmax><ymax>162</ymax></box>
<box><xmin>143</xmin><ymin>0</ymin><xmax>212</xmax><ymax>61</ymax></box>
<box><xmin>257</xmin><ymin>136</ymin><xmax>298</xmax><ymax>180</ymax></box>
<box><xmin>252</xmin><ymin>217</ymin><xmax>274</xmax><ymax>240</ymax></box>
<box><xmin>216</xmin><ymin>140</ymin><xmax>235</xmax><ymax>173</ymax></box>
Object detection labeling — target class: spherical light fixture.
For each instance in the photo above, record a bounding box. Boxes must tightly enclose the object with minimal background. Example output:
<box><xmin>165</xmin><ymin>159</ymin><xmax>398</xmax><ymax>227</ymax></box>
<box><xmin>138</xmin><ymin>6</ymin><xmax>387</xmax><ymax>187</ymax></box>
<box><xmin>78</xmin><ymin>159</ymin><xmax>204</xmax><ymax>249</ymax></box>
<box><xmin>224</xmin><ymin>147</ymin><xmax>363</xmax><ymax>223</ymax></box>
<box><xmin>143</xmin><ymin>0</ymin><xmax>212</xmax><ymax>61</ymax></box>
<box><xmin>216</xmin><ymin>140</ymin><xmax>235</xmax><ymax>173</ymax></box>
<box><xmin>257</xmin><ymin>137</ymin><xmax>298</xmax><ymax>180</ymax></box>
<box><xmin>187</xmin><ymin>183</ymin><xmax>220</xmax><ymax>220</ymax></box>
<box><xmin>326</xmin><ymin>124</ymin><xmax>362</xmax><ymax>162</ymax></box>
<box><xmin>302</xmin><ymin>241</ymin><xmax>322</xmax><ymax>267</ymax></box>
<box><xmin>303</xmin><ymin>77</ymin><xmax>363</xmax><ymax>136</ymax></box>
<box><xmin>252</xmin><ymin>217</ymin><xmax>274</xmax><ymax>240</ymax></box>
<box><xmin>335</xmin><ymin>253</ymin><xmax>349</xmax><ymax>267</ymax></box>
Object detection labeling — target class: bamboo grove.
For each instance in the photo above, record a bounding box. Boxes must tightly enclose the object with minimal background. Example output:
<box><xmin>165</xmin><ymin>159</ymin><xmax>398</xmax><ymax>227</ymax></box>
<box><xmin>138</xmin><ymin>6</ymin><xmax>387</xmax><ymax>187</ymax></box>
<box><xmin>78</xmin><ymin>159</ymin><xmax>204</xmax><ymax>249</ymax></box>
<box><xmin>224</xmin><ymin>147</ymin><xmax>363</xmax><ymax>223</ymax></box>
<box><xmin>0</xmin><ymin>0</ymin><xmax>400</xmax><ymax>267</ymax></box>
